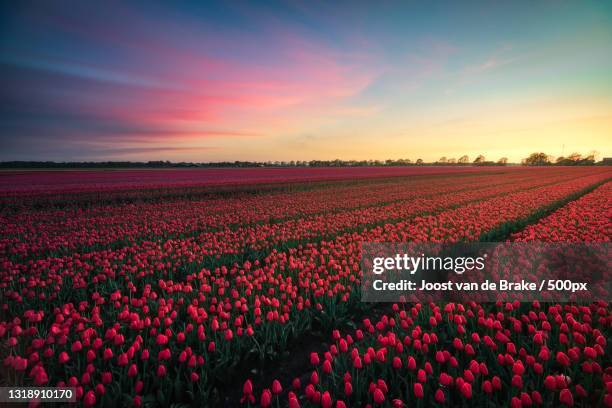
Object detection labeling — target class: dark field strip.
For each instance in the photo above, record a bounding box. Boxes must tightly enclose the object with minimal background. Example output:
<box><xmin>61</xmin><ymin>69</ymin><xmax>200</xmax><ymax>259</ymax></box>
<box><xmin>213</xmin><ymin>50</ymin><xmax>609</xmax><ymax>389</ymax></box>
<box><xmin>2</xmin><ymin>171</ymin><xmax>520</xmax><ymax>255</ymax></box>
<box><xmin>2</xmin><ymin>171</ymin><xmax>568</xmax><ymax>261</ymax></box>
<box><xmin>2</xmin><ymin>170</ymin><xmax>522</xmax><ymax>232</ymax></box>
<box><xmin>8</xmin><ymin>171</ymin><xmax>524</xmax><ymax>226</ymax></box>
<box><xmin>2</xmin><ymin>170</ymin><xmax>597</xmax><ymax>263</ymax></box>
<box><xmin>0</xmin><ymin>168</ymin><xmax>508</xmax><ymax>213</ymax></box>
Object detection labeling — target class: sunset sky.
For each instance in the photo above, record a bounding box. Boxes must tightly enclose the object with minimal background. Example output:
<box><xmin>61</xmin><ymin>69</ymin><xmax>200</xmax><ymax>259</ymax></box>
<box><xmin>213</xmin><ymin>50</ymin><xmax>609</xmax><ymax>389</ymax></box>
<box><xmin>1</xmin><ymin>1</ymin><xmax>611</xmax><ymax>162</ymax></box>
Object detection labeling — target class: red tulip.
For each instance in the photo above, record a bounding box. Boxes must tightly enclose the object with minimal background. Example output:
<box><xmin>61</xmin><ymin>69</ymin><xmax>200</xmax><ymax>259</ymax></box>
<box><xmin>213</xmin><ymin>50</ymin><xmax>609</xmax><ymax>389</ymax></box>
<box><xmin>584</xmin><ymin>347</ymin><xmax>596</xmax><ymax>359</ymax></box>
<box><xmin>460</xmin><ymin>382</ymin><xmax>472</xmax><ymax>399</ymax></box>
<box><xmin>128</xmin><ymin>364</ymin><xmax>138</xmax><ymax>377</ymax></box>
<box><xmin>413</xmin><ymin>383</ymin><xmax>424</xmax><ymax>399</ymax></box>
<box><xmin>83</xmin><ymin>391</ymin><xmax>96</xmax><ymax>407</ymax></box>
<box><xmin>272</xmin><ymin>380</ymin><xmax>282</xmax><ymax>395</ymax></box>
<box><xmin>373</xmin><ymin>388</ymin><xmax>385</xmax><ymax>404</ymax></box>
<box><xmin>344</xmin><ymin>381</ymin><xmax>353</xmax><ymax>397</ymax></box>
<box><xmin>544</xmin><ymin>375</ymin><xmax>556</xmax><ymax>390</ymax></box>
<box><xmin>321</xmin><ymin>391</ymin><xmax>332</xmax><ymax>408</ymax></box>
<box><xmin>392</xmin><ymin>356</ymin><xmax>402</xmax><ymax>369</ymax></box>
<box><xmin>156</xmin><ymin>364</ymin><xmax>166</xmax><ymax>377</ymax></box>
<box><xmin>483</xmin><ymin>380</ymin><xmax>493</xmax><ymax>394</ymax></box>
<box><xmin>260</xmin><ymin>389</ymin><xmax>272</xmax><ymax>407</ymax></box>
<box><xmin>556</xmin><ymin>352</ymin><xmax>570</xmax><ymax>367</ymax></box>
<box><xmin>224</xmin><ymin>329</ymin><xmax>233</xmax><ymax>341</ymax></box>
<box><xmin>559</xmin><ymin>389</ymin><xmax>574</xmax><ymax>406</ymax></box>
<box><xmin>58</xmin><ymin>352</ymin><xmax>70</xmax><ymax>364</ymax></box>
<box><xmin>435</xmin><ymin>388</ymin><xmax>445</xmax><ymax>403</ymax></box>
<box><xmin>289</xmin><ymin>395</ymin><xmax>301</xmax><ymax>408</ymax></box>
<box><xmin>407</xmin><ymin>356</ymin><xmax>416</xmax><ymax>370</ymax></box>
<box><xmin>310</xmin><ymin>371</ymin><xmax>319</xmax><ymax>385</ymax></box>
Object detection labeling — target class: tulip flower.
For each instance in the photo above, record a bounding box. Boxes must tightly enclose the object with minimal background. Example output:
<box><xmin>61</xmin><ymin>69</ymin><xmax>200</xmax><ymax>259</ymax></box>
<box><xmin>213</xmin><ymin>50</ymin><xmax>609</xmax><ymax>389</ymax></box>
<box><xmin>83</xmin><ymin>391</ymin><xmax>96</xmax><ymax>407</ymax></box>
<box><xmin>413</xmin><ymin>383</ymin><xmax>424</xmax><ymax>398</ymax></box>
<box><xmin>321</xmin><ymin>391</ymin><xmax>332</xmax><ymax>408</ymax></box>
<box><xmin>156</xmin><ymin>365</ymin><xmax>166</xmax><ymax>377</ymax></box>
<box><xmin>58</xmin><ymin>352</ymin><xmax>70</xmax><ymax>364</ymax></box>
<box><xmin>461</xmin><ymin>382</ymin><xmax>472</xmax><ymax>399</ymax></box>
<box><xmin>559</xmin><ymin>389</ymin><xmax>574</xmax><ymax>406</ymax></box>
<box><xmin>260</xmin><ymin>389</ymin><xmax>272</xmax><ymax>408</ymax></box>
<box><xmin>272</xmin><ymin>380</ymin><xmax>282</xmax><ymax>395</ymax></box>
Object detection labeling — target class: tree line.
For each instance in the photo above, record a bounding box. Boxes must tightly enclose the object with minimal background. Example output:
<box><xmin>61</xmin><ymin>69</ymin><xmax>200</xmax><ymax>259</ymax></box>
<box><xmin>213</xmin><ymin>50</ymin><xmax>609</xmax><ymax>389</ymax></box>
<box><xmin>0</xmin><ymin>159</ymin><xmax>496</xmax><ymax>168</ymax></box>
<box><xmin>522</xmin><ymin>151</ymin><xmax>603</xmax><ymax>166</ymax></box>
<box><xmin>0</xmin><ymin>152</ymin><xmax>606</xmax><ymax>169</ymax></box>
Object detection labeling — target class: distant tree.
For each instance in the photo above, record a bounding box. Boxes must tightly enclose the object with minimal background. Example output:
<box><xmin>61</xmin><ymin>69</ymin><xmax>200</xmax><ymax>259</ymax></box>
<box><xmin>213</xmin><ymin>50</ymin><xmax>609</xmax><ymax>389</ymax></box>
<box><xmin>567</xmin><ymin>152</ymin><xmax>582</xmax><ymax>163</ymax></box>
<box><xmin>416</xmin><ymin>158</ymin><xmax>424</xmax><ymax>165</ymax></box>
<box><xmin>588</xmin><ymin>150</ymin><xmax>600</xmax><ymax>162</ymax></box>
<box><xmin>458</xmin><ymin>155</ymin><xmax>469</xmax><ymax>164</ymax></box>
<box><xmin>473</xmin><ymin>155</ymin><xmax>486</xmax><ymax>164</ymax></box>
<box><xmin>556</xmin><ymin>156</ymin><xmax>577</xmax><ymax>165</ymax></box>
<box><xmin>437</xmin><ymin>156</ymin><xmax>448</xmax><ymax>164</ymax></box>
<box><xmin>581</xmin><ymin>153</ymin><xmax>596</xmax><ymax>165</ymax></box>
<box><xmin>497</xmin><ymin>157</ymin><xmax>508</xmax><ymax>165</ymax></box>
<box><xmin>523</xmin><ymin>152</ymin><xmax>551</xmax><ymax>166</ymax></box>
<box><xmin>447</xmin><ymin>158</ymin><xmax>457</xmax><ymax>164</ymax></box>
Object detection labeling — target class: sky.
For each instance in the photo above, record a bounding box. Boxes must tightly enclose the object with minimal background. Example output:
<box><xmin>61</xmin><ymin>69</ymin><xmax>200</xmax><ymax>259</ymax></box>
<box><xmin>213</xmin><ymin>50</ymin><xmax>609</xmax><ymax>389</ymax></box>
<box><xmin>1</xmin><ymin>0</ymin><xmax>611</xmax><ymax>162</ymax></box>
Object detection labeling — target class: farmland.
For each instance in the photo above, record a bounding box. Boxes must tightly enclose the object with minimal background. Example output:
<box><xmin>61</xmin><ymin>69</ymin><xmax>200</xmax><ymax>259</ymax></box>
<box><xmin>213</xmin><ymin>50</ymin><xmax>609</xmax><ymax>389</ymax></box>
<box><xmin>0</xmin><ymin>166</ymin><xmax>611</xmax><ymax>407</ymax></box>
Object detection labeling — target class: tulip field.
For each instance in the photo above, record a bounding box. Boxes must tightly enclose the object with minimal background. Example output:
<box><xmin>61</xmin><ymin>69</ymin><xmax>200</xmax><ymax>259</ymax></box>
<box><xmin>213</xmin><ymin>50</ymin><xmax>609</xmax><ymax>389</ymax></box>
<box><xmin>0</xmin><ymin>166</ymin><xmax>611</xmax><ymax>407</ymax></box>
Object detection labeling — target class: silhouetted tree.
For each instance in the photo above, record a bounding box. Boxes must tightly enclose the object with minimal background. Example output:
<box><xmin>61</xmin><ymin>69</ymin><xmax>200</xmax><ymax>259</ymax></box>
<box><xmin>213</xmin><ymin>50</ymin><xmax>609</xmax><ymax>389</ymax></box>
<box><xmin>581</xmin><ymin>153</ymin><xmax>596</xmax><ymax>165</ymax></box>
<box><xmin>473</xmin><ymin>155</ymin><xmax>486</xmax><ymax>164</ymax></box>
<box><xmin>523</xmin><ymin>152</ymin><xmax>551</xmax><ymax>166</ymax></box>
<box><xmin>458</xmin><ymin>155</ymin><xmax>469</xmax><ymax>164</ymax></box>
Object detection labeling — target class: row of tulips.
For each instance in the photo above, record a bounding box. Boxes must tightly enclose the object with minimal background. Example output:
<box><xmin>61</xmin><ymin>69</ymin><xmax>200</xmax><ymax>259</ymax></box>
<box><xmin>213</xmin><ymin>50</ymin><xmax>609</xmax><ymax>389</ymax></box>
<box><xmin>0</xmin><ymin>166</ymin><xmax>501</xmax><ymax>197</ymax></box>
<box><xmin>511</xmin><ymin>182</ymin><xmax>611</xmax><ymax>242</ymax></box>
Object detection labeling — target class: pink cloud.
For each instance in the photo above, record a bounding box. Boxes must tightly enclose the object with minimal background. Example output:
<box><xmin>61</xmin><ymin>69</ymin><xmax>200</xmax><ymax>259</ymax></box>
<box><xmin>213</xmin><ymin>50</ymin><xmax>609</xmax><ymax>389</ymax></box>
<box><xmin>19</xmin><ymin>3</ymin><xmax>384</xmax><ymax>150</ymax></box>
